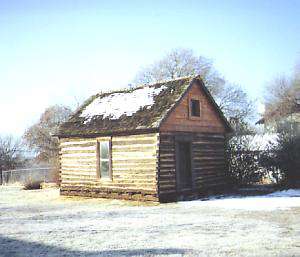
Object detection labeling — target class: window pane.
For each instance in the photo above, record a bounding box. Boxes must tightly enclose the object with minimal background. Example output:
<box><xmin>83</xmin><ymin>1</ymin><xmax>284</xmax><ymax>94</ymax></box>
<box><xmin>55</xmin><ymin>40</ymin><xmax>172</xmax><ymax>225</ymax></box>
<box><xmin>100</xmin><ymin>142</ymin><xmax>109</xmax><ymax>159</ymax></box>
<box><xmin>100</xmin><ymin>160</ymin><xmax>109</xmax><ymax>178</ymax></box>
<box><xmin>191</xmin><ymin>99</ymin><xmax>200</xmax><ymax>117</ymax></box>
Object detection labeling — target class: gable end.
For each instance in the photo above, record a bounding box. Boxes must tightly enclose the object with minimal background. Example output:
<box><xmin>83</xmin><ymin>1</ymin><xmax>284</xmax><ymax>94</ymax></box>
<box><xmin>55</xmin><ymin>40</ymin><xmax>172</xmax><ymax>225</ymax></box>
<box><xmin>158</xmin><ymin>77</ymin><xmax>232</xmax><ymax>133</ymax></box>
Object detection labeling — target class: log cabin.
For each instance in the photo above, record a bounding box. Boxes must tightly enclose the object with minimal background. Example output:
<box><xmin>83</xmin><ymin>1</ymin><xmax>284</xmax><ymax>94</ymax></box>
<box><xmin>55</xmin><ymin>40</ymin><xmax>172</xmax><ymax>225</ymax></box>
<box><xmin>57</xmin><ymin>76</ymin><xmax>233</xmax><ymax>202</ymax></box>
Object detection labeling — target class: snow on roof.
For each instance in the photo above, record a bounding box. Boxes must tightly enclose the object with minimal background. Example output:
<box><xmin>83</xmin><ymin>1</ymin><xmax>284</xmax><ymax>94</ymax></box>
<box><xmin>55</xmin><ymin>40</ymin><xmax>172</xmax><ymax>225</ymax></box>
<box><xmin>80</xmin><ymin>86</ymin><xmax>166</xmax><ymax>122</ymax></box>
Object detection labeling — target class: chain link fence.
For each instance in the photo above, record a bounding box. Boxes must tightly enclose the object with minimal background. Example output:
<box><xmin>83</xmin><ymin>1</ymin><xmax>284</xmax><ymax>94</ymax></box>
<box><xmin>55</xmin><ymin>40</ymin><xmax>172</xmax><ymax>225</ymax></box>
<box><xmin>1</xmin><ymin>167</ymin><xmax>52</xmax><ymax>185</ymax></box>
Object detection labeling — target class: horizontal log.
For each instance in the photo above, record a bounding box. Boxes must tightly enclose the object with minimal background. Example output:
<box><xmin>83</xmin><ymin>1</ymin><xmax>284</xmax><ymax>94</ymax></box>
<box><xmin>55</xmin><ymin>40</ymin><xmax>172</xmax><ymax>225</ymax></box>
<box><xmin>113</xmin><ymin>159</ymin><xmax>157</xmax><ymax>165</ymax></box>
<box><xmin>194</xmin><ymin>165</ymin><xmax>225</xmax><ymax>170</ymax></box>
<box><xmin>159</xmin><ymin>173</ymin><xmax>175</xmax><ymax>178</ymax></box>
<box><xmin>60</xmin><ymin>142</ymin><xmax>96</xmax><ymax>149</ymax></box>
<box><xmin>61</xmin><ymin>161</ymin><xmax>96</xmax><ymax>167</ymax></box>
<box><xmin>113</xmin><ymin>133</ymin><xmax>158</xmax><ymax>140</ymax></box>
<box><xmin>194</xmin><ymin>155</ymin><xmax>225</xmax><ymax>160</ymax></box>
<box><xmin>61</xmin><ymin>154</ymin><xmax>96</xmax><ymax>159</ymax></box>
<box><xmin>61</xmin><ymin>180</ymin><xmax>157</xmax><ymax>189</ymax></box>
<box><xmin>159</xmin><ymin>146</ymin><xmax>175</xmax><ymax>151</ymax></box>
<box><xmin>112</xmin><ymin>148</ymin><xmax>157</xmax><ymax>154</ymax></box>
<box><xmin>193</xmin><ymin>141</ymin><xmax>224</xmax><ymax>145</ymax></box>
<box><xmin>159</xmin><ymin>170</ymin><xmax>176</xmax><ymax>175</ymax></box>
<box><xmin>113</xmin><ymin>166</ymin><xmax>156</xmax><ymax>171</ymax></box>
<box><xmin>61</xmin><ymin>180</ymin><xmax>96</xmax><ymax>186</ymax></box>
<box><xmin>158</xmin><ymin>184</ymin><xmax>176</xmax><ymax>190</ymax></box>
<box><xmin>194</xmin><ymin>171</ymin><xmax>224</xmax><ymax>178</ymax></box>
<box><xmin>159</xmin><ymin>159</ymin><xmax>175</xmax><ymax>163</ymax></box>
<box><xmin>158</xmin><ymin>180</ymin><xmax>176</xmax><ymax>186</ymax></box>
<box><xmin>61</xmin><ymin>176</ymin><xmax>97</xmax><ymax>181</ymax></box>
<box><xmin>112</xmin><ymin>143</ymin><xmax>157</xmax><ymax>149</ymax></box>
<box><xmin>112</xmin><ymin>155</ymin><xmax>157</xmax><ymax>161</ymax></box>
<box><xmin>61</xmin><ymin>170</ymin><xmax>96</xmax><ymax>176</ymax></box>
<box><xmin>61</xmin><ymin>145</ymin><xmax>96</xmax><ymax>151</ymax></box>
<box><xmin>114</xmin><ymin>174</ymin><xmax>155</xmax><ymax>179</ymax></box>
<box><xmin>113</xmin><ymin>170</ymin><xmax>156</xmax><ymax>176</ymax></box>
<box><xmin>61</xmin><ymin>169</ymin><xmax>96</xmax><ymax>175</ymax></box>
<box><xmin>192</xmin><ymin>148</ymin><xmax>225</xmax><ymax>153</ymax></box>
<box><xmin>113</xmin><ymin>174</ymin><xmax>156</xmax><ymax>179</ymax></box>
<box><xmin>60</xmin><ymin>168</ymin><xmax>96</xmax><ymax>174</ymax></box>
<box><xmin>61</xmin><ymin>157</ymin><xmax>97</xmax><ymax>163</ymax></box>
<box><xmin>60</xmin><ymin>150</ymin><xmax>96</xmax><ymax>155</ymax></box>
<box><xmin>60</xmin><ymin>138</ymin><xmax>96</xmax><ymax>144</ymax></box>
<box><xmin>113</xmin><ymin>179</ymin><xmax>156</xmax><ymax>185</ymax></box>
<box><xmin>62</xmin><ymin>152</ymin><xmax>96</xmax><ymax>157</ymax></box>
<box><xmin>61</xmin><ymin>164</ymin><xmax>96</xmax><ymax>169</ymax></box>
<box><xmin>112</xmin><ymin>139</ymin><xmax>158</xmax><ymax>145</ymax></box>
<box><xmin>112</xmin><ymin>152</ymin><xmax>157</xmax><ymax>159</ymax></box>
<box><xmin>195</xmin><ymin>176</ymin><xmax>226</xmax><ymax>183</ymax></box>
<box><xmin>61</xmin><ymin>185</ymin><xmax>157</xmax><ymax>194</ymax></box>
<box><xmin>194</xmin><ymin>164</ymin><xmax>225</xmax><ymax>170</ymax></box>
<box><xmin>159</xmin><ymin>154</ymin><xmax>175</xmax><ymax>158</ymax></box>
<box><xmin>195</xmin><ymin>180</ymin><xmax>227</xmax><ymax>188</ymax></box>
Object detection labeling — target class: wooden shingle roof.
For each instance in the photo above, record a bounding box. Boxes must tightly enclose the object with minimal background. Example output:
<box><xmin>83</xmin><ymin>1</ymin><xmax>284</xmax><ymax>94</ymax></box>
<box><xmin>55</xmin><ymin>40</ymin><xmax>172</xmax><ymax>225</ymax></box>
<box><xmin>58</xmin><ymin>76</ymin><xmax>232</xmax><ymax>137</ymax></box>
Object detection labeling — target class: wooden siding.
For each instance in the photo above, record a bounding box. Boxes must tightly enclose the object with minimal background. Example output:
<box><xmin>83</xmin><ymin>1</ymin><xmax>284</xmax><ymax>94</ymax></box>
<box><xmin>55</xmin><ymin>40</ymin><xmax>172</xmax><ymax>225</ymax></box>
<box><xmin>158</xmin><ymin>134</ymin><xmax>176</xmax><ymax>196</ymax></box>
<box><xmin>59</xmin><ymin>133</ymin><xmax>159</xmax><ymax>201</ymax></box>
<box><xmin>160</xmin><ymin>83</ymin><xmax>227</xmax><ymax>133</ymax></box>
<box><xmin>192</xmin><ymin>133</ymin><xmax>228</xmax><ymax>189</ymax></box>
<box><xmin>158</xmin><ymin>132</ymin><xmax>228</xmax><ymax>201</ymax></box>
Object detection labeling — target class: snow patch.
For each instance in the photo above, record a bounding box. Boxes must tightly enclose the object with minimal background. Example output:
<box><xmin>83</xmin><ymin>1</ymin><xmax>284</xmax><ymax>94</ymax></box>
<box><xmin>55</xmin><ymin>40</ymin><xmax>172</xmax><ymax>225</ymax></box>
<box><xmin>268</xmin><ymin>189</ymin><xmax>300</xmax><ymax>197</ymax></box>
<box><xmin>180</xmin><ymin>189</ymin><xmax>300</xmax><ymax>211</ymax></box>
<box><xmin>80</xmin><ymin>86</ymin><xmax>166</xmax><ymax>122</ymax></box>
<box><xmin>233</xmin><ymin>133</ymin><xmax>278</xmax><ymax>151</ymax></box>
<box><xmin>248</xmin><ymin>134</ymin><xmax>278</xmax><ymax>151</ymax></box>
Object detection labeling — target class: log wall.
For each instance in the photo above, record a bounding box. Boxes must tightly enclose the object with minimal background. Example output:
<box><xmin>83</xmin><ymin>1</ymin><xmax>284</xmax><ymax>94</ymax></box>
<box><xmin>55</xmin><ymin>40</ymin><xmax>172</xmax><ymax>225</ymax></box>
<box><xmin>59</xmin><ymin>133</ymin><xmax>159</xmax><ymax>201</ymax></box>
<box><xmin>158</xmin><ymin>132</ymin><xmax>228</xmax><ymax>202</ymax></box>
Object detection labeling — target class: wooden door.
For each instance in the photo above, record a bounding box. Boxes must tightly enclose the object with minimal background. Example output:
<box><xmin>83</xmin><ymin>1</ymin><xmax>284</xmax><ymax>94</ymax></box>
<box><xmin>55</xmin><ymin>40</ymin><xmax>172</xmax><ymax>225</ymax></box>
<box><xmin>176</xmin><ymin>141</ymin><xmax>192</xmax><ymax>190</ymax></box>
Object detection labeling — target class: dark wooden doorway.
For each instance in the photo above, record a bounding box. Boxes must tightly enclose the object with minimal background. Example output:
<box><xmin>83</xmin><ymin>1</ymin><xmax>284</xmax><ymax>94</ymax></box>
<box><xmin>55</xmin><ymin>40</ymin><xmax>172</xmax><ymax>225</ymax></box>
<box><xmin>176</xmin><ymin>141</ymin><xmax>192</xmax><ymax>191</ymax></box>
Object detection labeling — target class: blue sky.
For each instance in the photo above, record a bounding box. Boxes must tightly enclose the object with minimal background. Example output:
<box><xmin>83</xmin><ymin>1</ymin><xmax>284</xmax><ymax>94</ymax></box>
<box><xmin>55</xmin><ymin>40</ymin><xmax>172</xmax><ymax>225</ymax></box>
<box><xmin>0</xmin><ymin>0</ymin><xmax>299</xmax><ymax>135</ymax></box>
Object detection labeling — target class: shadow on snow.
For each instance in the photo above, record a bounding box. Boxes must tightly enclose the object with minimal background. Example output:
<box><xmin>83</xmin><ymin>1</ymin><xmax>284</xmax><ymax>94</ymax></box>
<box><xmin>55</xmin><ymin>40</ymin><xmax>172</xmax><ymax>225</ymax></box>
<box><xmin>0</xmin><ymin>235</ymin><xmax>195</xmax><ymax>257</ymax></box>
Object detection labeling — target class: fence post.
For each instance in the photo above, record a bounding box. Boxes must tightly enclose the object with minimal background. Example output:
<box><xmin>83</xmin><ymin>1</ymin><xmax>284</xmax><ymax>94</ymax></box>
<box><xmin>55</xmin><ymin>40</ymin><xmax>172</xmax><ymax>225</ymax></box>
<box><xmin>0</xmin><ymin>163</ymin><xmax>3</xmax><ymax>185</ymax></box>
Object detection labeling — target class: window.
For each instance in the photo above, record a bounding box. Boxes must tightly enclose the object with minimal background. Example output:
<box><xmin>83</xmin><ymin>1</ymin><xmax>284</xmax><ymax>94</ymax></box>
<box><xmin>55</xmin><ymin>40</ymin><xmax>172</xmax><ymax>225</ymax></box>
<box><xmin>190</xmin><ymin>99</ymin><xmax>200</xmax><ymax>117</ymax></box>
<box><xmin>97</xmin><ymin>141</ymin><xmax>111</xmax><ymax>179</ymax></box>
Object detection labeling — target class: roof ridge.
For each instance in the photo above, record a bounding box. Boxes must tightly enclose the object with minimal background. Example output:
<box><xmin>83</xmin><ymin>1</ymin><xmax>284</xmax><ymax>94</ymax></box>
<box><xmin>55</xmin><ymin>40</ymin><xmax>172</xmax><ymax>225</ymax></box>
<box><xmin>138</xmin><ymin>75</ymin><xmax>194</xmax><ymax>87</ymax></box>
<box><xmin>91</xmin><ymin>76</ymin><xmax>195</xmax><ymax>99</ymax></box>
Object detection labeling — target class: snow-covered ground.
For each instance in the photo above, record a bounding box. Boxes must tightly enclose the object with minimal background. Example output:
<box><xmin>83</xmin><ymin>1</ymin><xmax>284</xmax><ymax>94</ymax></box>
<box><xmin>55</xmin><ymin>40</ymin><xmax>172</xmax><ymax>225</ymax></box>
<box><xmin>0</xmin><ymin>187</ymin><xmax>299</xmax><ymax>257</ymax></box>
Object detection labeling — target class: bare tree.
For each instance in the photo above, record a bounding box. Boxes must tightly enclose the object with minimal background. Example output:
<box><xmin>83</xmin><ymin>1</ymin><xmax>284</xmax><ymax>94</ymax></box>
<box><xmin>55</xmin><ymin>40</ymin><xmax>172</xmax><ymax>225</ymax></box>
<box><xmin>264</xmin><ymin>71</ymin><xmax>300</xmax><ymax>122</ymax></box>
<box><xmin>217</xmin><ymin>83</ymin><xmax>254</xmax><ymax>120</ymax></box>
<box><xmin>0</xmin><ymin>136</ymin><xmax>24</xmax><ymax>169</ymax></box>
<box><xmin>0</xmin><ymin>136</ymin><xmax>25</xmax><ymax>184</ymax></box>
<box><xmin>134</xmin><ymin>48</ymin><xmax>224</xmax><ymax>96</ymax></box>
<box><xmin>133</xmin><ymin>48</ymin><xmax>253</xmax><ymax>120</ymax></box>
<box><xmin>23</xmin><ymin>105</ymin><xmax>72</xmax><ymax>183</ymax></box>
<box><xmin>23</xmin><ymin>105</ymin><xmax>72</xmax><ymax>163</ymax></box>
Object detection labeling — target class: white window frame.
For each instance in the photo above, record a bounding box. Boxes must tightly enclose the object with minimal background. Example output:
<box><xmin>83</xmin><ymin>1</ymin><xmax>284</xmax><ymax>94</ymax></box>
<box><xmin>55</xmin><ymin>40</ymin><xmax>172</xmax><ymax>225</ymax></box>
<box><xmin>97</xmin><ymin>138</ymin><xmax>112</xmax><ymax>180</ymax></box>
